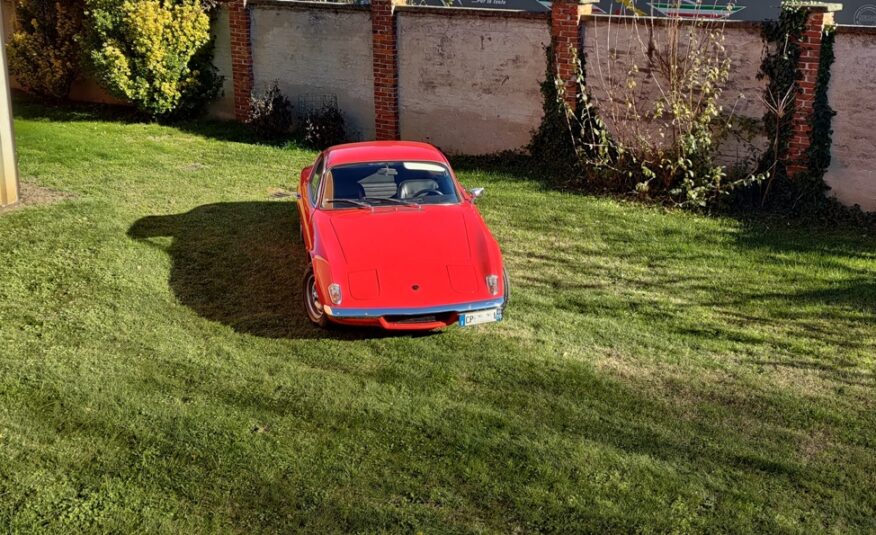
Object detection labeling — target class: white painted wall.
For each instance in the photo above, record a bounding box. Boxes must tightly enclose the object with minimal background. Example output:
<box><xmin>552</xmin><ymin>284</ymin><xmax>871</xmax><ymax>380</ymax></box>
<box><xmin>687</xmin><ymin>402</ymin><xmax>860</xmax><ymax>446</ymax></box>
<box><xmin>826</xmin><ymin>30</ymin><xmax>876</xmax><ymax>213</ymax></box>
<box><xmin>250</xmin><ymin>6</ymin><xmax>375</xmax><ymax>140</ymax></box>
<box><xmin>397</xmin><ymin>11</ymin><xmax>550</xmax><ymax>155</ymax></box>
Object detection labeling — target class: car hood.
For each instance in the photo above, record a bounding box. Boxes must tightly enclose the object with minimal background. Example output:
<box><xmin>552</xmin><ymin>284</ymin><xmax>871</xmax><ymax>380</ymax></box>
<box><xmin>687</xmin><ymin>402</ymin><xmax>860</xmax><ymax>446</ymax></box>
<box><xmin>330</xmin><ymin>206</ymin><xmax>471</xmax><ymax>265</ymax></box>
<box><xmin>326</xmin><ymin>205</ymin><xmax>494</xmax><ymax>306</ymax></box>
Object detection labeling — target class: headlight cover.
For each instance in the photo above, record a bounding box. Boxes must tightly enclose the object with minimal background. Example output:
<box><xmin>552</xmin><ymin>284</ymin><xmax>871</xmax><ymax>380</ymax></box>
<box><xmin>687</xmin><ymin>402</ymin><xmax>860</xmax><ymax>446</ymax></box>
<box><xmin>328</xmin><ymin>283</ymin><xmax>343</xmax><ymax>305</ymax></box>
<box><xmin>485</xmin><ymin>274</ymin><xmax>499</xmax><ymax>296</ymax></box>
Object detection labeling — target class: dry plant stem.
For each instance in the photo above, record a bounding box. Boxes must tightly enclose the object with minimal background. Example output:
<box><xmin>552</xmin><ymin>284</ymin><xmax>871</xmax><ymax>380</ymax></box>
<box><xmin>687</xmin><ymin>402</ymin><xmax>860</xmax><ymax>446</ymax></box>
<box><xmin>564</xmin><ymin>0</ymin><xmax>761</xmax><ymax>207</ymax></box>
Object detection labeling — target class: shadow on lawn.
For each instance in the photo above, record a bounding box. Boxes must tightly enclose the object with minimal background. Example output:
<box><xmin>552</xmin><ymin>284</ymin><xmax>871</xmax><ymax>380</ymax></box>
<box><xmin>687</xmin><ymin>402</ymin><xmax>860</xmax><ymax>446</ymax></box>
<box><xmin>12</xmin><ymin>93</ymin><xmax>300</xmax><ymax>148</ymax></box>
<box><xmin>128</xmin><ymin>202</ymin><xmax>402</xmax><ymax>340</ymax></box>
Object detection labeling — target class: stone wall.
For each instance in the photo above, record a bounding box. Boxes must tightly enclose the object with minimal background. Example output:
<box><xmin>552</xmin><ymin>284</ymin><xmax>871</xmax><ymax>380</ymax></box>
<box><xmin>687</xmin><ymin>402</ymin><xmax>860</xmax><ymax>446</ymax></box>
<box><xmin>582</xmin><ymin>17</ymin><xmax>768</xmax><ymax>166</ymax></box>
<box><xmin>396</xmin><ymin>8</ymin><xmax>549</xmax><ymax>154</ymax></box>
<box><xmin>249</xmin><ymin>3</ymin><xmax>376</xmax><ymax>140</ymax></box>
<box><xmin>209</xmin><ymin>7</ymin><xmax>236</xmax><ymax>120</ymax></box>
<box><xmin>5</xmin><ymin>0</ymin><xmax>873</xmax><ymax>212</ymax></box>
<box><xmin>825</xmin><ymin>27</ymin><xmax>876</xmax><ymax>212</ymax></box>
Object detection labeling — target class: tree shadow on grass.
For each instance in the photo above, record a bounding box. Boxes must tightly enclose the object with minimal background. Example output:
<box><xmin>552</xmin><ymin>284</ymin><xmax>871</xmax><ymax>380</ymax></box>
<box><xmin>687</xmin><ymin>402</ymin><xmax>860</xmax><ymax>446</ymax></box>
<box><xmin>127</xmin><ymin>201</ymin><xmax>405</xmax><ymax>340</ymax></box>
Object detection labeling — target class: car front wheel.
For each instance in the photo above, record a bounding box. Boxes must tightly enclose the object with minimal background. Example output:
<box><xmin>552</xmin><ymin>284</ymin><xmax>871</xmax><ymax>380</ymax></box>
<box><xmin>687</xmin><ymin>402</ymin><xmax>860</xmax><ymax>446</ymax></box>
<box><xmin>302</xmin><ymin>266</ymin><xmax>329</xmax><ymax>328</ymax></box>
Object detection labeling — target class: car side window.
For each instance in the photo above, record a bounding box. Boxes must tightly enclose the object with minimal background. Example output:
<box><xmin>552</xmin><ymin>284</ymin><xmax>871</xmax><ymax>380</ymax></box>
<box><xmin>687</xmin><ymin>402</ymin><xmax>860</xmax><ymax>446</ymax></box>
<box><xmin>309</xmin><ymin>157</ymin><xmax>324</xmax><ymax>206</ymax></box>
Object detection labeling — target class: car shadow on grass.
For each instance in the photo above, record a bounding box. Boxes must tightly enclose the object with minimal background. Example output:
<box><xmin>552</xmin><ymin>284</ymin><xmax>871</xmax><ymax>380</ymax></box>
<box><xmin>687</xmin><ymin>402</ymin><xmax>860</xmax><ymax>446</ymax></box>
<box><xmin>128</xmin><ymin>201</ymin><xmax>422</xmax><ymax>340</ymax></box>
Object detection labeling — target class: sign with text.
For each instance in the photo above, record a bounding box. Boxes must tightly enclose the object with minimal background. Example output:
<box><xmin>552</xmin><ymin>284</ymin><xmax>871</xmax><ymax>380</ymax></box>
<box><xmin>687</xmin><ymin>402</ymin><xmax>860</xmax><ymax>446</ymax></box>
<box><xmin>422</xmin><ymin>0</ymin><xmax>876</xmax><ymax>26</ymax></box>
<box><xmin>593</xmin><ymin>1</ymin><xmax>875</xmax><ymax>25</ymax></box>
<box><xmin>590</xmin><ymin>1</ymin><xmax>780</xmax><ymax>21</ymax></box>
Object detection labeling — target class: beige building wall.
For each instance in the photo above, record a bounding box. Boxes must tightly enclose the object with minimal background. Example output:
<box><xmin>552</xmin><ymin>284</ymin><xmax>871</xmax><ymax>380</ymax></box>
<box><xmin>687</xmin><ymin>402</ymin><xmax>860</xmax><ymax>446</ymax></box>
<box><xmin>825</xmin><ymin>28</ymin><xmax>876</xmax><ymax>213</ymax></box>
<box><xmin>249</xmin><ymin>4</ymin><xmax>376</xmax><ymax>140</ymax></box>
<box><xmin>396</xmin><ymin>10</ymin><xmax>550</xmax><ymax>155</ymax></box>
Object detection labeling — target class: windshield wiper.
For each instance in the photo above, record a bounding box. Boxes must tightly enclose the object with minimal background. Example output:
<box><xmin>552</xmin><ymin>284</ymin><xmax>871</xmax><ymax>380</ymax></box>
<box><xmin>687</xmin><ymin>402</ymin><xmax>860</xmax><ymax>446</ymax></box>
<box><xmin>323</xmin><ymin>199</ymin><xmax>372</xmax><ymax>209</ymax></box>
<box><xmin>361</xmin><ymin>197</ymin><xmax>417</xmax><ymax>207</ymax></box>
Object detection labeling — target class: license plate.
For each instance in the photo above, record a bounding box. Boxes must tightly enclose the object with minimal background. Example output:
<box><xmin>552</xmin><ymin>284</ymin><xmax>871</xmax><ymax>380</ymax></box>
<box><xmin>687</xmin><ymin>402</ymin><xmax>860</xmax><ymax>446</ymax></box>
<box><xmin>459</xmin><ymin>308</ymin><xmax>502</xmax><ymax>327</ymax></box>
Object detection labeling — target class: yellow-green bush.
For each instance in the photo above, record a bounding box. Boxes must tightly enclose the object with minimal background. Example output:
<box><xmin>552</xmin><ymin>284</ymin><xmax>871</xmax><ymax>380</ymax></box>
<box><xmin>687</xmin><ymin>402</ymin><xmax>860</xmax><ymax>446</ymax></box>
<box><xmin>6</xmin><ymin>0</ymin><xmax>85</xmax><ymax>99</ymax></box>
<box><xmin>85</xmin><ymin>0</ymin><xmax>211</xmax><ymax>117</ymax></box>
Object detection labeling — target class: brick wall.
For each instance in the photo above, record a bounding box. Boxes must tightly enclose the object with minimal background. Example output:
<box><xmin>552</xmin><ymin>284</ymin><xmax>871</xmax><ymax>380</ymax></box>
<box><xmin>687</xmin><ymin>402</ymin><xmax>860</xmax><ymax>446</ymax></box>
<box><xmin>211</xmin><ymin>1</ymin><xmax>873</xmax><ymax>213</ymax></box>
<box><xmin>786</xmin><ymin>7</ymin><xmax>836</xmax><ymax>177</ymax></box>
<box><xmin>371</xmin><ymin>0</ymin><xmax>401</xmax><ymax>140</ymax></box>
<box><xmin>208</xmin><ymin>7</ymin><xmax>235</xmax><ymax>120</ymax></box>
<box><xmin>248</xmin><ymin>3</ymin><xmax>375</xmax><ymax>140</ymax></box>
<box><xmin>228</xmin><ymin>0</ymin><xmax>254</xmax><ymax>122</ymax></box>
<box><xmin>550</xmin><ymin>0</ymin><xmax>584</xmax><ymax>110</ymax></box>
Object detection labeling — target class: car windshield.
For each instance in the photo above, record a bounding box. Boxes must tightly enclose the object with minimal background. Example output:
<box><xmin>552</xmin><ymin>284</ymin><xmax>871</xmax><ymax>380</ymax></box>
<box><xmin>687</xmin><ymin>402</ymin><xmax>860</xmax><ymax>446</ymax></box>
<box><xmin>321</xmin><ymin>161</ymin><xmax>460</xmax><ymax>209</ymax></box>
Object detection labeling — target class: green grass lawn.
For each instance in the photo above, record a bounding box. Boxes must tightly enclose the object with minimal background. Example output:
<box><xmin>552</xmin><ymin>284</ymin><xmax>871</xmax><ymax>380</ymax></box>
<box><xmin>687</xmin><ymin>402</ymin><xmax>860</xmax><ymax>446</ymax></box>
<box><xmin>1</xmin><ymin>101</ymin><xmax>874</xmax><ymax>533</ymax></box>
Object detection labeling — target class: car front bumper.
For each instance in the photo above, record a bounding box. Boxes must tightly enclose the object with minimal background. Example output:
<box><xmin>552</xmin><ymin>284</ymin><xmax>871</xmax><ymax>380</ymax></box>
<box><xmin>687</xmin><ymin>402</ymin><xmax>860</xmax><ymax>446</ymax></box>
<box><xmin>324</xmin><ymin>297</ymin><xmax>505</xmax><ymax>319</ymax></box>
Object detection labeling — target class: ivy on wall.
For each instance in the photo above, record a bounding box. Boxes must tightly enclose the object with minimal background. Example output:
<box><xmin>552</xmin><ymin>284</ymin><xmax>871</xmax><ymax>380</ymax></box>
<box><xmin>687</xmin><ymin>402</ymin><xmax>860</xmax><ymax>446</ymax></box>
<box><xmin>527</xmin><ymin>45</ymin><xmax>582</xmax><ymax>185</ymax></box>
<box><xmin>757</xmin><ymin>7</ymin><xmax>872</xmax><ymax>222</ymax></box>
<box><xmin>803</xmin><ymin>26</ymin><xmax>836</xmax><ymax>203</ymax></box>
<box><xmin>530</xmin><ymin>7</ymin><xmax>867</xmax><ymax>220</ymax></box>
<box><xmin>757</xmin><ymin>7</ymin><xmax>807</xmax><ymax>206</ymax></box>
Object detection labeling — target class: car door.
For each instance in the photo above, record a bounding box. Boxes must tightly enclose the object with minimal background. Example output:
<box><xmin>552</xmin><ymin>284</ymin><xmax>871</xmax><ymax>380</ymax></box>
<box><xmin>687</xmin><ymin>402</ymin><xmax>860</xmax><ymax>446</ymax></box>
<box><xmin>298</xmin><ymin>155</ymin><xmax>324</xmax><ymax>251</ymax></box>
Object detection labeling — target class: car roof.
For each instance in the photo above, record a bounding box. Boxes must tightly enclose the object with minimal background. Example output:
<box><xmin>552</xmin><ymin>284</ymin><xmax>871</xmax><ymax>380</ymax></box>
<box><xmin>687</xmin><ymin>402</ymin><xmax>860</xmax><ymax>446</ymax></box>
<box><xmin>323</xmin><ymin>141</ymin><xmax>449</xmax><ymax>168</ymax></box>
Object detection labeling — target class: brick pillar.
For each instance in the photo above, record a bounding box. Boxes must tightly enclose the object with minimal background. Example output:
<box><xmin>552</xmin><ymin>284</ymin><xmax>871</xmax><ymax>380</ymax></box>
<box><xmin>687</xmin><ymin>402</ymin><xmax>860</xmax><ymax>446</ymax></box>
<box><xmin>786</xmin><ymin>4</ymin><xmax>840</xmax><ymax>177</ymax></box>
<box><xmin>371</xmin><ymin>0</ymin><xmax>402</xmax><ymax>140</ymax></box>
<box><xmin>228</xmin><ymin>0</ymin><xmax>254</xmax><ymax>122</ymax></box>
<box><xmin>551</xmin><ymin>0</ymin><xmax>595</xmax><ymax>110</ymax></box>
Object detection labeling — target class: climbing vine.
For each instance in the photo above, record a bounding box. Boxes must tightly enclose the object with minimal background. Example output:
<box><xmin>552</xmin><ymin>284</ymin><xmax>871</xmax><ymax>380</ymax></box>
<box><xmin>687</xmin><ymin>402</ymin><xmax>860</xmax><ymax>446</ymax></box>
<box><xmin>532</xmin><ymin>7</ymin><xmax>760</xmax><ymax>209</ymax></box>
<box><xmin>527</xmin><ymin>45</ymin><xmax>583</xmax><ymax>185</ymax></box>
<box><xmin>802</xmin><ymin>26</ymin><xmax>836</xmax><ymax>204</ymax></box>
<box><xmin>531</xmin><ymin>4</ymin><xmax>869</xmax><ymax>221</ymax></box>
<box><xmin>756</xmin><ymin>6</ymin><xmax>807</xmax><ymax>206</ymax></box>
<box><xmin>756</xmin><ymin>6</ymin><xmax>871</xmax><ymax>222</ymax></box>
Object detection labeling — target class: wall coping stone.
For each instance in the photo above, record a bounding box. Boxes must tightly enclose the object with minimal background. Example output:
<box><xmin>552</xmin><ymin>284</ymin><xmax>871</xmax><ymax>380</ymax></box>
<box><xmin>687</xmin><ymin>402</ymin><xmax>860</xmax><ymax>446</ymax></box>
<box><xmin>584</xmin><ymin>13</ymin><xmax>763</xmax><ymax>29</ymax></box>
<box><xmin>395</xmin><ymin>5</ymin><xmax>549</xmax><ymax>21</ymax></box>
<box><xmin>834</xmin><ymin>24</ymin><xmax>876</xmax><ymax>34</ymax></box>
<box><xmin>248</xmin><ymin>0</ymin><xmax>370</xmax><ymax>12</ymax></box>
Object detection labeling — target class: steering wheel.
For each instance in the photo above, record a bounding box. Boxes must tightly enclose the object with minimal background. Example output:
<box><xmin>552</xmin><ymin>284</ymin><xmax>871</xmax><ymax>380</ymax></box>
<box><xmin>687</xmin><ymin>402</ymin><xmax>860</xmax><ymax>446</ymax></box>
<box><xmin>412</xmin><ymin>189</ymin><xmax>442</xmax><ymax>199</ymax></box>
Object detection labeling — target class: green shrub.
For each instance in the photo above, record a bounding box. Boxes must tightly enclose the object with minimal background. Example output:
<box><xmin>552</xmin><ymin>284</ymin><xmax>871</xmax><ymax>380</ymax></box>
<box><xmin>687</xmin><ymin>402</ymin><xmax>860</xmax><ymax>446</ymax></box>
<box><xmin>247</xmin><ymin>82</ymin><xmax>293</xmax><ymax>140</ymax></box>
<box><xmin>527</xmin><ymin>46</ymin><xmax>582</xmax><ymax>184</ymax></box>
<box><xmin>170</xmin><ymin>32</ymin><xmax>223</xmax><ymax>120</ymax></box>
<box><xmin>6</xmin><ymin>0</ymin><xmax>85</xmax><ymax>99</ymax></box>
<box><xmin>301</xmin><ymin>104</ymin><xmax>346</xmax><ymax>150</ymax></box>
<box><xmin>85</xmin><ymin>0</ymin><xmax>213</xmax><ymax>118</ymax></box>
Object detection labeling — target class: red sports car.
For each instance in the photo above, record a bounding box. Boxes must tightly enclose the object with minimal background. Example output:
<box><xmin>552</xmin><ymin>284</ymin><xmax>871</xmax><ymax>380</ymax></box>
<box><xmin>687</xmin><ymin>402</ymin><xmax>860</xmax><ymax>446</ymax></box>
<box><xmin>295</xmin><ymin>141</ymin><xmax>508</xmax><ymax>331</ymax></box>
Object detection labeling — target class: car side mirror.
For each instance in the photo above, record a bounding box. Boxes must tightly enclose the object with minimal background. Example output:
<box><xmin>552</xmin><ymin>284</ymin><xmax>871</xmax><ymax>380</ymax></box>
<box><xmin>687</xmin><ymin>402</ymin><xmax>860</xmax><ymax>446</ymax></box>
<box><xmin>469</xmin><ymin>188</ymin><xmax>485</xmax><ymax>202</ymax></box>
<box><xmin>300</xmin><ymin>166</ymin><xmax>313</xmax><ymax>183</ymax></box>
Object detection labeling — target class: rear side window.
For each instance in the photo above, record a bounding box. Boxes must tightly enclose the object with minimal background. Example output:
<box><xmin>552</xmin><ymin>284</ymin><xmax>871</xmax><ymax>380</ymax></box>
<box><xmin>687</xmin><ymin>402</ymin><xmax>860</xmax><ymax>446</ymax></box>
<box><xmin>309</xmin><ymin>156</ymin><xmax>324</xmax><ymax>205</ymax></box>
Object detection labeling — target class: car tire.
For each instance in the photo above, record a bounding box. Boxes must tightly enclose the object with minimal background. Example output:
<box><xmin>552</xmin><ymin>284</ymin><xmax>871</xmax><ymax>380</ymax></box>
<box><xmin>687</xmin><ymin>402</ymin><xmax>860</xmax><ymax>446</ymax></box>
<box><xmin>302</xmin><ymin>266</ymin><xmax>329</xmax><ymax>328</ymax></box>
